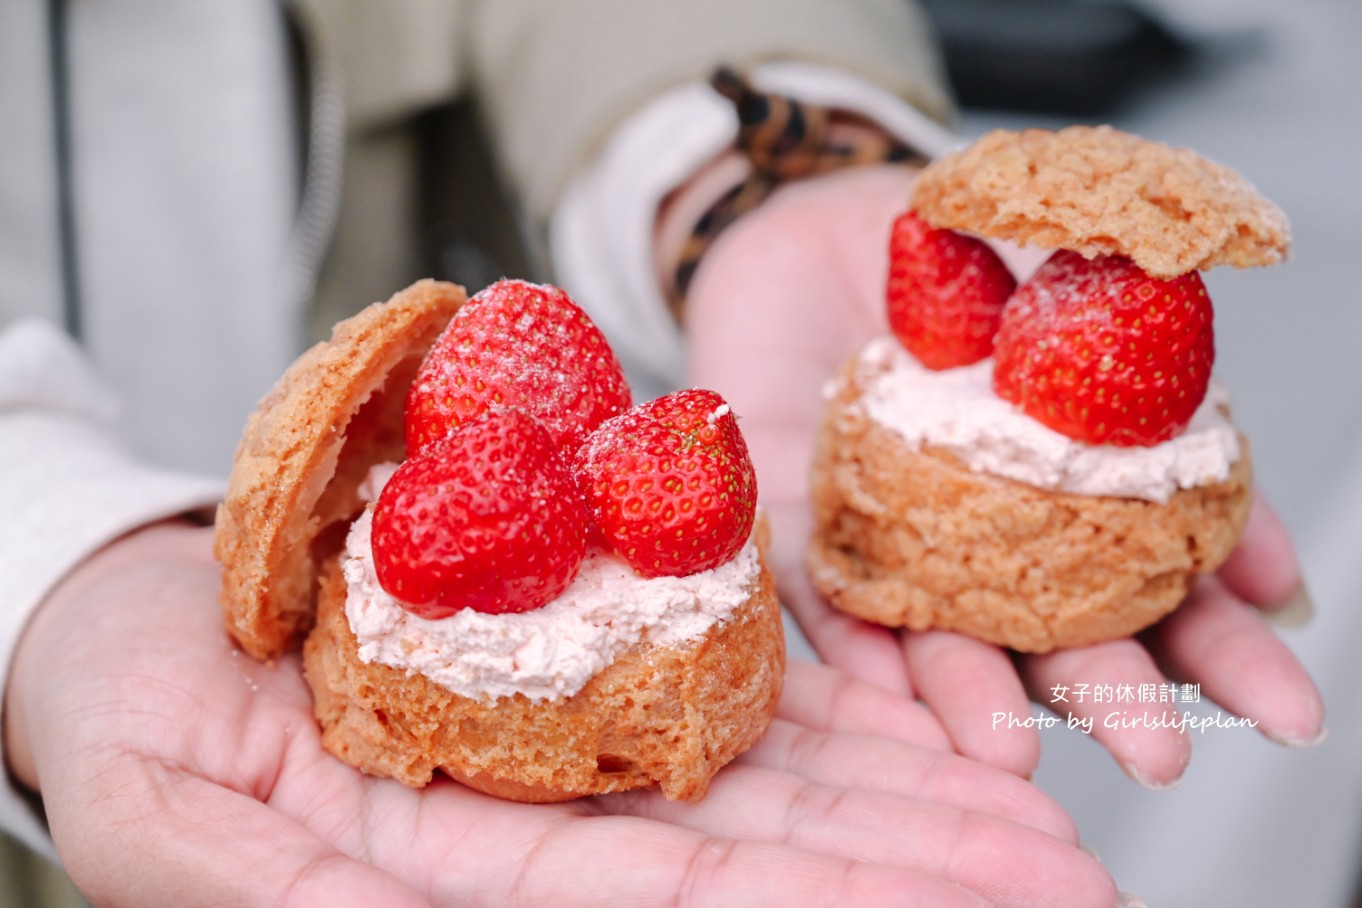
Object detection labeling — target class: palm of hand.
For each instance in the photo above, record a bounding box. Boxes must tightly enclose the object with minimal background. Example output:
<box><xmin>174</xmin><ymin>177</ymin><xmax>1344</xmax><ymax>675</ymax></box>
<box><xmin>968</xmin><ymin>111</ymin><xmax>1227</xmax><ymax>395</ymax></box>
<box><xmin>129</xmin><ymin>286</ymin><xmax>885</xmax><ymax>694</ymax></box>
<box><xmin>684</xmin><ymin>164</ymin><xmax>1323</xmax><ymax>787</ymax></box>
<box><xmin>11</xmin><ymin>524</ymin><xmax>1117</xmax><ymax>907</ymax></box>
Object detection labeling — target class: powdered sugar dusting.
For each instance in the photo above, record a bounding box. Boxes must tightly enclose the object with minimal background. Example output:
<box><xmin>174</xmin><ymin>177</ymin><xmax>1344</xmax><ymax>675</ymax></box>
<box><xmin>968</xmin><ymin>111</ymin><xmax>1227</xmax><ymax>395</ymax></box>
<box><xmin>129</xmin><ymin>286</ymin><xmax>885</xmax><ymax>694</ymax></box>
<box><xmin>407</xmin><ymin>279</ymin><xmax>632</xmax><ymax>453</ymax></box>
<box><xmin>848</xmin><ymin>337</ymin><xmax>1240</xmax><ymax>502</ymax></box>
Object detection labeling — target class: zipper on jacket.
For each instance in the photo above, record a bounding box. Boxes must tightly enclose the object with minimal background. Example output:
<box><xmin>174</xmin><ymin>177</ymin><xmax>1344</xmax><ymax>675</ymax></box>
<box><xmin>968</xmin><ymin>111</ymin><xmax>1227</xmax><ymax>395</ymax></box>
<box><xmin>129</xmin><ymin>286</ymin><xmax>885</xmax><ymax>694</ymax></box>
<box><xmin>279</xmin><ymin>1</ymin><xmax>346</xmax><ymax>336</ymax></box>
<box><xmin>47</xmin><ymin>0</ymin><xmax>82</xmax><ymax>340</ymax></box>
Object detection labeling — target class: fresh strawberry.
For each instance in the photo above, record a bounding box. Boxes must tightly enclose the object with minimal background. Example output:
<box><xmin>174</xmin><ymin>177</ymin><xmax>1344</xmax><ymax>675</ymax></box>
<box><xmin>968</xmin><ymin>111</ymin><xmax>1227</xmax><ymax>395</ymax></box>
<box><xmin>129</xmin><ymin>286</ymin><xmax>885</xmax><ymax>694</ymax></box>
<box><xmin>405</xmin><ymin>279</ymin><xmax>632</xmax><ymax>456</ymax></box>
<box><xmin>992</xmin><ymin>250</ymin><xmax>1215</xmax><ymax>447</ymax></box>
<box><xmin>372</xmin><ymin>408</ymin><xmax>588</xmax><ymax>617</ymax></box>
<box><xmin>575</xmin><ymin>389</ymin><xmax>757</xmax><ymax>578</ymax></box>
<box><xmin>886</xmin><ymin>209</ymin><xmax>1016</xmax><ymax>370</ymax></box>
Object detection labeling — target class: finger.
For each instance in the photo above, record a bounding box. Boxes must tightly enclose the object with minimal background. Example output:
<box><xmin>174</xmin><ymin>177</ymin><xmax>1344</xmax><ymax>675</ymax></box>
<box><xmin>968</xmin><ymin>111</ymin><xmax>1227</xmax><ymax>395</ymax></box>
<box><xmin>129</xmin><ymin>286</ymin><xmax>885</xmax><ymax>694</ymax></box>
<box><xmin>741</xmin><ymin>718</ymin><xmax>1078</xmax><ymax>843</ymax></box>
<box><xmin>605</xmin><ymin>766</ymin><xmax>1118</xmax><ymax>908</ymax></box>
<box><xmin>904</xmin><ymin>630</ymin><xmax>1040</xmax><ymax>777</ymax></box>
<box><xmin>45</xmin><ymin>756</ymin><xmax>430</xmax><ymax>908</ymax></box>
<box><xmin>777</xmin><ymin>658</ymin><xmax>951</xmax><ymax>751</ymax></box>
<box><xmin>1216</xmin><ymin>488</ymin><xmax>1308</xmax><ymax>617</ymax></box>
<box><xmin>1021</xmin><ymin>640</ymin><xmax>1191</xmax><ymax>789</ymax></box>
<box><xmin>519</xmin><ymin>818</ymin><xmax>996</xmax><ymax>908</ymax></box>
<box><xmin>404</xmin><ymin>784</ymin><xmax>995</xmax><ymax>908</ymax></box>
<box><xmin>767</xmin><ymin>501</ymin><xmax>915</xmax><ymax>695</ymax></box>
<box><xmin>784</xmin><ymin>586</ymin><xmax>914</xmax><ymax>694</ymax></box>
<box><xmin>1145</xmin><ymin>577</ymin><xmax>1325</xmax><ymax>747</ymax></box>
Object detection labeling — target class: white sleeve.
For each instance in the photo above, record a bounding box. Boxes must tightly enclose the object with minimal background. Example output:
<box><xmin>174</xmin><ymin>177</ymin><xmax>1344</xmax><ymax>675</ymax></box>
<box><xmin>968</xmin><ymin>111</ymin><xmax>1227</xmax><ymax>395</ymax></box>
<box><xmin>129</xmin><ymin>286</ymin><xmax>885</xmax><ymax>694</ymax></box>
<box><xmin>548</xmin><ymin>61</ymin><xmax>959</xmax><ymax>402</ymax></box>
<box><xmin>0</xmin><ymin>319</ymin><xmax>224</xmax><ymax>857</ymax></box>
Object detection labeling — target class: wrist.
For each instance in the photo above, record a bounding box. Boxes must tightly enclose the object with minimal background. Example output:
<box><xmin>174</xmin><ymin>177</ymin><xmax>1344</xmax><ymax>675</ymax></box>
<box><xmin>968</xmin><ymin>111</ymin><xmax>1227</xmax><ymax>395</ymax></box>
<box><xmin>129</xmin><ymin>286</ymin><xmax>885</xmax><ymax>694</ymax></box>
<box><xmin>687</xmin><ymin>163</ymin><xmax>920</xmax><ymax>326</ymax></box>
<box><xmin>683</xmin><ymin>160</ymin><xmax>918</xmax><ymax>513</ymax></box>
<box><xmin>654</xmin><ymin>67</ymin><xmax>930</xmax><ymax>317</ymax></box>
<box><xmin>3</xmin><ymin>519</ymin><xmax>207</xmax><ymax>792</ymax></box>
<box><xmin>653</xmin><ymin>150</ymin><xmax>750</xmax><ymax>304</ymax></box>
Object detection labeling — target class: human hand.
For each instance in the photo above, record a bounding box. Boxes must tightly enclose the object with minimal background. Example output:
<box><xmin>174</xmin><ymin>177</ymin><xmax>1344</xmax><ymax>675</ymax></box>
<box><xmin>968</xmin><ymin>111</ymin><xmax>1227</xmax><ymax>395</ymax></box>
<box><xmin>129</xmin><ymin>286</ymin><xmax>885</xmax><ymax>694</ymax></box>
<box><xmin>683</xmin><ymin>164</ymin><xmax>1324</xmax><ymax>786</ymax></box>
<box><xmin>3</xmin><ymin>521</ymin><xmax>1122</xmax><ymax>907</ymax></box>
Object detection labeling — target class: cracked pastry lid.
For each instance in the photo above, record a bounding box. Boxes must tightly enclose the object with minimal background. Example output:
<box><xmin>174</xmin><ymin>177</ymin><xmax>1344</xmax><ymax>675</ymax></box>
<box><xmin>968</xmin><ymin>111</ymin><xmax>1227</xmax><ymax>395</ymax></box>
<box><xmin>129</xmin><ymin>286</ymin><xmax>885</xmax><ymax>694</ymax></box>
<box><xmin>214</xmin><ymin>279</ymin><xmax>466</xmax><ymax>661</ymax></box>
<box><xmin>911</xmin><ymin>124</ymin><xmax>1290</xmax><ymax>278</ymax></box>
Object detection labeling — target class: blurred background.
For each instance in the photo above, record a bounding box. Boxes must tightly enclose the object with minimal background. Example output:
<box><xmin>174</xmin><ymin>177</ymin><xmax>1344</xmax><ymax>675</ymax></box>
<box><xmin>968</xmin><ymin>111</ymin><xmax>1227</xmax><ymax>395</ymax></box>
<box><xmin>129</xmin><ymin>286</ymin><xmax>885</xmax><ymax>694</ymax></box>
<box><xmin>924</xmin><ymin>0</ymin><xmax>1361</xmax><ymax>903</ymax></box>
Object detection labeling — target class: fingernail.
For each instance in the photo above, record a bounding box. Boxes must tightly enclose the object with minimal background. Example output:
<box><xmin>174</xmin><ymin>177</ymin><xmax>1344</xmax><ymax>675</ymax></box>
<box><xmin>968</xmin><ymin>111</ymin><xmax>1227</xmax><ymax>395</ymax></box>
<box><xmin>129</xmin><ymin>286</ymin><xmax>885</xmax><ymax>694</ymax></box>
<box><xmin>1121</xmin><ymin>762</ymin><xmax>1181</xmax><ymax>791</ymax></box>
<box><xmin>1118</xmin><ymin>893</ymin><xmax>1148</xmax><ymax>908</ymax></box>
<box><xmin>1267</xmin><ymin>724</ymin><xmax>1328</xmax><ymax>749</ymax></box>
<box><xmin>1263</xmin><ymin>582</ymin><xmax>1314</xmax><ymax>629</ymax></box>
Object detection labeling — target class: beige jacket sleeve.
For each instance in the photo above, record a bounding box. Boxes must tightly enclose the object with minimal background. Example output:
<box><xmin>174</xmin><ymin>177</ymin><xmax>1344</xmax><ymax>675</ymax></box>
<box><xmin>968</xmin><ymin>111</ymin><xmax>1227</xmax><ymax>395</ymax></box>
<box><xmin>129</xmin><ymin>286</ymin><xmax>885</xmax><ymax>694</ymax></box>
<box><xmin>465</xmin><ymin>0</ymin><xmax>954</xmax><ymax>226</ymax></box>
<box><xmin>287</xmin><ymin>0</ymin><xmax>950</xmax><ymax>327</ymax></box>
<box><xmin>291</xmin><ymin>0</ymin><xmax>950</xmax><ymax>227</ymax></box>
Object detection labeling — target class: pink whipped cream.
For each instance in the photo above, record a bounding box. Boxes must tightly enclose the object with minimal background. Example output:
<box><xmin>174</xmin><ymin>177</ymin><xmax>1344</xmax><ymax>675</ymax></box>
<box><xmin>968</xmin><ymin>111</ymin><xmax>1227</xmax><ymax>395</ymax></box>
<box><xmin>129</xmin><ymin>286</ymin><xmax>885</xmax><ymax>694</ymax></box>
<box><xmin>845</xmin><ymin>337</ymin><xmax>1241</xmax><ymax>503</ymax></box>
<box><xmin>342</xmin><ymin>466</ymin><xmax>759</xmax><ymax>702</ymax></box>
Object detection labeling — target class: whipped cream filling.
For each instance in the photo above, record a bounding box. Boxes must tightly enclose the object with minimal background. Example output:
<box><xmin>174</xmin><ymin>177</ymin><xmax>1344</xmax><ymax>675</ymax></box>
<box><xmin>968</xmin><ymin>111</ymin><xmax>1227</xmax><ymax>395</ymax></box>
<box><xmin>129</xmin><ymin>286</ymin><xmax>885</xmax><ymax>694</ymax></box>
<box><xmin>341</xmin><ymin>467</ymin><xmax>760</xmax><ymax>702</ymax></box>
<box><xmin>846</xmin><ymin>337</ymin><xmax>1241</xmax><ymax>503</ymax></box>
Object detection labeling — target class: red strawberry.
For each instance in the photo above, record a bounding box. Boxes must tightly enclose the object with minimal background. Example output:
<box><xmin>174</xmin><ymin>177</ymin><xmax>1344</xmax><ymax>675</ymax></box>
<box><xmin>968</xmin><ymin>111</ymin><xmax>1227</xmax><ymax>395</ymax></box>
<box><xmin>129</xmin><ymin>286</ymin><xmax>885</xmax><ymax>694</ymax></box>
<box><xmin>992</xmin><ymin>250</ymin><xmax>1215</xmax><ymax>447</ymax></box>
<box><xmin>575</xmin><ymin>389</ymin><xmax>757</xmax><ymax>578</ymax></box>
<box><xmin>372</xmin><ymin>408</ymin><xmax>588</xmax><ymax>617</ymax></box>
<box><xmin>405</xmin><ymin>279</ymin><xmax>631</xmax><ymax>456</ymax></box>
<box><xmin>886</xmin><ymin>209</ymin><xmax>1016</xmax><ymax>370</ymax></box>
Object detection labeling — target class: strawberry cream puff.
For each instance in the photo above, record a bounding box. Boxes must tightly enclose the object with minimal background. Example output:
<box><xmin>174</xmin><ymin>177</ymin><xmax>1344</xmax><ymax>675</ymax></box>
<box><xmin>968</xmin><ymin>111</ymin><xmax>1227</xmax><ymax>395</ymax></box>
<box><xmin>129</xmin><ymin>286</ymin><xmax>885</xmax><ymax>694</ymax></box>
<box><xmin>216</xmin><ymin>279</ymin><xmax>784</xmax><ymax>802</ymax></box>
<box><xmin>808</xmin><ymin>125</ymin><xmax>1289</xmax><ymax>653</ymax></box>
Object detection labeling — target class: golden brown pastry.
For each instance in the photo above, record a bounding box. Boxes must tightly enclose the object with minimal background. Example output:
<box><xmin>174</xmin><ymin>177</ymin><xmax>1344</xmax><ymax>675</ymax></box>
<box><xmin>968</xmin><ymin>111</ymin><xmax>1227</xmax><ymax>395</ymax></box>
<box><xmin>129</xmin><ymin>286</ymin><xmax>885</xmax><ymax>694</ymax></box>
<box><xmin>217</xmin><ymin>279</ymin><xmax>783</xmax><ymax>800</ymax></box>
<box><xmin>809</xmin><ymin>126</ymin><xmax>1285</xmax><ymax>652</ymax></box>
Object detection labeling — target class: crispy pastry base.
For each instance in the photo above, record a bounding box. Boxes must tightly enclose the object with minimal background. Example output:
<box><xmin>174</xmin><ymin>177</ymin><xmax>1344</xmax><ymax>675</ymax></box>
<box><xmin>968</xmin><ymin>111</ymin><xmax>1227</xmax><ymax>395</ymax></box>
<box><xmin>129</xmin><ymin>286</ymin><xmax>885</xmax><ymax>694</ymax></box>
<box><xmin>808</xmin><ymin>353</ymin><xmax>1253</xmax><ymax>653</ymax></box>
<box><xmin>304</xmin><ymin>541</ymin><xmax>784</xmax><ymax>801</ymax></box>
